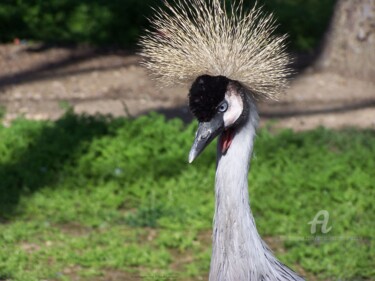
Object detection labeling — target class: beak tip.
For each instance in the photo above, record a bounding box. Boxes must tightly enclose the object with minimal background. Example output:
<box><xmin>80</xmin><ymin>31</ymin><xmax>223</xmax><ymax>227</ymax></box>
<box><xmin>189</xmin><ymin>120</ymin><xmax>221</xmax><ymax>164</ymax></box>
<box><xmin>188</xmin><ymin>152</ymin><xmax>195</xmax><ymax>164</ymax></box>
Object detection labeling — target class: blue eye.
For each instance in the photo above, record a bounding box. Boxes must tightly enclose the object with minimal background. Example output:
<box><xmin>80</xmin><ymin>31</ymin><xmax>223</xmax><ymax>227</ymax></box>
<box><xmin>218</xmin><ymin>101</ymin><xmax>228</xmax><ymax>113</ymax></box>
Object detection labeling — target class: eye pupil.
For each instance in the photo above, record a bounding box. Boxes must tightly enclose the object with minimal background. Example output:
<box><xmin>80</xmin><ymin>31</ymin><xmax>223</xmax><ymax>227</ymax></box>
<box><xmin>218</xmin><ymin>101</ymin><xmax>228</xmax><ymax>112</ymax></box>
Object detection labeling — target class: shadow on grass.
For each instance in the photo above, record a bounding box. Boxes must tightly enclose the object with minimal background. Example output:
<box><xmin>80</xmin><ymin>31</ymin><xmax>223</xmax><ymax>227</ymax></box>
<box><xmin>0</xmin><ymin>111</ymin><xmax>111</xmax><ymax>219</ymax></box>
<box><xmin>0</xmin><ymin>111</ymin><xmax>194</xmax><ymax>221</ymax></box>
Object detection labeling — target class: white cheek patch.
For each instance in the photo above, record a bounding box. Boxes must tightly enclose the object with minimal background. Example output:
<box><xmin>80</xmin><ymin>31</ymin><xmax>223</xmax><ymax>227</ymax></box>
<box><xmin>223</xmin><ymin>93</ymin><xmax>243</xmax><ymax>127</ymax></box>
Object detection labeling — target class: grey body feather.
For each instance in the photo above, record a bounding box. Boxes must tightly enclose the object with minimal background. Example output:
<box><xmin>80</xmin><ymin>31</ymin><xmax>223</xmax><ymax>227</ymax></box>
<box><xmin>212</xmin><ymin>94</ymin><xmax>304</xmax><ymax>281</ymax></box>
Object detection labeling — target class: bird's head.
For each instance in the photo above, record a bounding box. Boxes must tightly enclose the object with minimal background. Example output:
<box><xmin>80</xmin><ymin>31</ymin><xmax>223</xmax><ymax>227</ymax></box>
<box><xmin>188</xmin><ymin>75</ymin><xmax>248</xmax><ymax>163</ymax></box>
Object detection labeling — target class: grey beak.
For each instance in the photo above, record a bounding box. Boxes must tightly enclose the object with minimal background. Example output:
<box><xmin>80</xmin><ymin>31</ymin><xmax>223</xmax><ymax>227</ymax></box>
<box><xmin>188</xmin><ymin>115</ymin><xmax>224</xmax><ymax>163</ymax></box>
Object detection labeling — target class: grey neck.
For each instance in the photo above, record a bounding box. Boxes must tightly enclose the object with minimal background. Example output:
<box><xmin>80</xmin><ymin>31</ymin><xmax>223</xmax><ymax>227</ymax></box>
<box><xmin>209</xmin><ymin>96</ymin><xmax>304</xmax><ymax>281</ymax></box>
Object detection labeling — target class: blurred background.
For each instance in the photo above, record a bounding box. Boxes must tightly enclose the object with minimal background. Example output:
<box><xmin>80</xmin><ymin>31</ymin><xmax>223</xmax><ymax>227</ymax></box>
<box><xmin>0</xmin><ymin>0</ymin><xmax>374</xmax><ymax>281</ymax></box>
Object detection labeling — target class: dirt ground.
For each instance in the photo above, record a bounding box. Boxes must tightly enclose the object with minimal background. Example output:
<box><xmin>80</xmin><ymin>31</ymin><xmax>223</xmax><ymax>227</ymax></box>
<box><xmin>0</xmin><ymin>43</ymin><xmax>374</xmax><ymax>130</ymax></box>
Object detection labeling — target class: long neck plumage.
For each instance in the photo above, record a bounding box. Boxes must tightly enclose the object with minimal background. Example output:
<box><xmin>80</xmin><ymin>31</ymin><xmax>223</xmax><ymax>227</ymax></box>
<box><xmin>210</xmin><ymin>96</ymin><xmax>304</xmax><ymax>281</ymax></box>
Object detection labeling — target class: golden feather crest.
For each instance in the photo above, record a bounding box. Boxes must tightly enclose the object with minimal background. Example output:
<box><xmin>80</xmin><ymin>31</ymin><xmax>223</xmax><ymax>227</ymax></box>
<box><xmin>139</xmin><ymin>0</ymin><xmax>291</xmax><ymax>99</ymax></box>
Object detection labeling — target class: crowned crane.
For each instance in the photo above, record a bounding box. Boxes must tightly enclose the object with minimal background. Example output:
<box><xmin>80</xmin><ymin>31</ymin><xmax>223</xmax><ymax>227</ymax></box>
<box><xmin>140</xmin><ymin>0</ymin><xmax>305</xmax><ymax>280</ymax></box>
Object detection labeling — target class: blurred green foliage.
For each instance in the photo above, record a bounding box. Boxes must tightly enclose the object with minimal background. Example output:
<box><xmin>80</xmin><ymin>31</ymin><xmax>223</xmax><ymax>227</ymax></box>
<box><xmin>0</xmin><ymin>113</ymin><xmax>374</xmax><ymax>280</ymax></box>
<box><xmin>0</xmin><ymin>0</ymin><xmax>335</xmax><ymax>50</ymax></box>
<box><xmin>262</xmin><ymin>0</ymin><xmax>336</xmax><ymax>51</ymax></box>
<box><xmin>0</xmin><ymin>0</ymin><xmax>156</xmax><ymax>47</ymax></box>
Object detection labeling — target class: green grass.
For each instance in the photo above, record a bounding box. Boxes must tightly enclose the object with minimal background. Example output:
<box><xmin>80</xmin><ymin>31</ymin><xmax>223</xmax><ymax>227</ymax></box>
<box><xmin>0</xmin><ymin>112</ymin><xmax>374</xmax><ymax>281</ymax></box>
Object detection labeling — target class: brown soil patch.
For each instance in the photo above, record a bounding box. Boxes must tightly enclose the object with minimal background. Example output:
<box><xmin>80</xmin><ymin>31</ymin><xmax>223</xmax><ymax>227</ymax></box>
<box><xmin>1</xmin><ymin>43</ymin><xmax>374</xmax><ymax>131</ymax></box>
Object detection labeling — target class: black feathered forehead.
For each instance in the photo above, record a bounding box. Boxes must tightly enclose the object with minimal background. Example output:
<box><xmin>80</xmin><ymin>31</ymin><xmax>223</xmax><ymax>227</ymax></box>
<box><xmin>188</xmin><ymin>75</ymin><xmax>230</xmax><ymax>122</ymax></box>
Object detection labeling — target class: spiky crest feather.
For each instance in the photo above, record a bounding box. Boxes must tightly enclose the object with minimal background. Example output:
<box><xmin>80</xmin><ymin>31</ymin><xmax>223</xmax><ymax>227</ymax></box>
<box><xmin>139</xmin><ymin>0</ymin><xmax>290</xmax><ymax>100</ymax></box>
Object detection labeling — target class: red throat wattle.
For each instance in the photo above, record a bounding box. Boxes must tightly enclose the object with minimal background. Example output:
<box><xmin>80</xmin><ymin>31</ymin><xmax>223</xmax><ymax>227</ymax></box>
<box><xmin>220</xmin><ymin>128</ymin><xmax>235</xmax><ymax>154</ymax></box>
